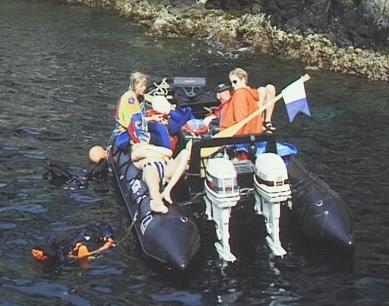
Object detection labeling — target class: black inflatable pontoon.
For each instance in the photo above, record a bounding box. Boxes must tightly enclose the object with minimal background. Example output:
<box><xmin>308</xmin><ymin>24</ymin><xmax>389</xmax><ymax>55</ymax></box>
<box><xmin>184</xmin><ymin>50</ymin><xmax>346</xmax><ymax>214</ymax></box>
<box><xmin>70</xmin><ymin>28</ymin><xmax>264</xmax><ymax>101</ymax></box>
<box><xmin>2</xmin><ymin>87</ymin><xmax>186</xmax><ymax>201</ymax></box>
<box><xmin>109</xmin><ymin>139</ymin><xmax>200</xmax><ymax>270</ymax></box>
<box><xmin>286</xmin><ymin>155</ymin><xmax>353</xmax><ymax>246</ymax></box>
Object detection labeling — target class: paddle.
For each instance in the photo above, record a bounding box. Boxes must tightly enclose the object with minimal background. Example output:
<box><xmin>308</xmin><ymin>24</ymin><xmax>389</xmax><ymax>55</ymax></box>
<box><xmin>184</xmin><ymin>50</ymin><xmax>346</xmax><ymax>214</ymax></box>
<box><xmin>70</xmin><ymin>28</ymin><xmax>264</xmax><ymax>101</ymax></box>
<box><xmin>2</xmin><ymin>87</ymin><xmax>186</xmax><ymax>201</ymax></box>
<box><xmin>192</xmin><ymin>73</ymin><xmax>311</xmax><ymax>158</ymax></box>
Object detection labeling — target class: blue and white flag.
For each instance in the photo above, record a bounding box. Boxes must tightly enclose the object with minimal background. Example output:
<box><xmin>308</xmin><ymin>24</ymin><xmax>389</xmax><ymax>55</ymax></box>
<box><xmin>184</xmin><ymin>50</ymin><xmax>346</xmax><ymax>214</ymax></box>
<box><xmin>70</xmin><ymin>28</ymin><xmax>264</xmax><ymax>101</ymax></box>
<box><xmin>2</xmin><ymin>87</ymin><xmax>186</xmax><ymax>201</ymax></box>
<box><xmin>282</xmin><ymin>77</ymin><xmax>311</xmax><ymax>122</ymax></box>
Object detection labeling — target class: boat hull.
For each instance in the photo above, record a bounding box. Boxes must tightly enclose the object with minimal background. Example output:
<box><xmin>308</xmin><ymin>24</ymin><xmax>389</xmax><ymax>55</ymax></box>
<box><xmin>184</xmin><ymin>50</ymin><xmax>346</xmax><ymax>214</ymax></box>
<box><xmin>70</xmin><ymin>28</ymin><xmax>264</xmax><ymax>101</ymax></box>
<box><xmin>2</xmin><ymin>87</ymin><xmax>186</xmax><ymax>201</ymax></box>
<box><xmin>286</xmin><ymin>155</ymin><xmax>353</xmax><ymax>247</ymax></box>
<box><xmin>109</xmin><ymin>140</ymin><xmax>200</xmax><ymax>270</ymax></box>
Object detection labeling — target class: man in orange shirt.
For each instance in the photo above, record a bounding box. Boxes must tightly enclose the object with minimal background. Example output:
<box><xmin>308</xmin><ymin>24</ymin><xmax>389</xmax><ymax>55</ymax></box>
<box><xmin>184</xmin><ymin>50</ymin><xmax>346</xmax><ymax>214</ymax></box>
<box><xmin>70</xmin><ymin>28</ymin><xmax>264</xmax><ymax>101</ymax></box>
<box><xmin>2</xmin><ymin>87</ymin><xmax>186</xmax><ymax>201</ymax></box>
<box><xmin>219</xmin><ymin>68</ymin><xmax>276</xmax><ymax>135</ymax></box>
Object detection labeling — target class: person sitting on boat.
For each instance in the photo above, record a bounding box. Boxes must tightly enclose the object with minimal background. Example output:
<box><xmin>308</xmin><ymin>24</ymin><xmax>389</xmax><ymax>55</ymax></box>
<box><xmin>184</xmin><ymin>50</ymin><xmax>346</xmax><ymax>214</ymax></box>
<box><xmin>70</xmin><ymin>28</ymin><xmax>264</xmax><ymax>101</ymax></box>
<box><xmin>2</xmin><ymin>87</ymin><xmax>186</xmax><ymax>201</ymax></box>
<box><xmin>204</xmin><ymin>82</ymin><xmax>233</xmax><ymax>126</ymax></box>
<box><xmin>115</xmin><ymin>71</ymin><xmax>164</xmax><ymax>133</ymax></box>
<box><xmin>219</xmin><ymin>67</ymin><xmax>276</xmax><ymax>135</ymax></box>
<box><xmin>215</xmin><ymin>82</ymin><xmax>232</xmax><ymax>113</ymax></box>
<box><xmin>128</xmin><ymin>112</ymin><xmax>189</xmax><ymax>214</ymax></box>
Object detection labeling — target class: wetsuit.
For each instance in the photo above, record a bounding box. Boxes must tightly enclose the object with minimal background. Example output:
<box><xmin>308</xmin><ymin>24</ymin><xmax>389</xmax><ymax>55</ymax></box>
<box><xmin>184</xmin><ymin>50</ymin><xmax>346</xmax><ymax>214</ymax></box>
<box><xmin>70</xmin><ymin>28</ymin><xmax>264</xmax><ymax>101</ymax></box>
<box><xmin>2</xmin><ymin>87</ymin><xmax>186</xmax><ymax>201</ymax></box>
<box><xmin>32</xmin><ymin>222</ymin><xmax>115</xmax><ymax>268</ymax></box>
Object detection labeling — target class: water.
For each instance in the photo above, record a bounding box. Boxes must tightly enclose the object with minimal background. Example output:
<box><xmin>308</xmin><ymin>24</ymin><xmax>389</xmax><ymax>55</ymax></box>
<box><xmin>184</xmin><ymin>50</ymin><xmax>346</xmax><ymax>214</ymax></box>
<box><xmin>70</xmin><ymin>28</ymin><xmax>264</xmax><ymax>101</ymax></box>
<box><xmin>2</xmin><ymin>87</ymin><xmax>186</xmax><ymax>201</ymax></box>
<box><xmin>1</xmin><ymin>0</ymin><xmax>389</xmax><ymax>305</ymax></box>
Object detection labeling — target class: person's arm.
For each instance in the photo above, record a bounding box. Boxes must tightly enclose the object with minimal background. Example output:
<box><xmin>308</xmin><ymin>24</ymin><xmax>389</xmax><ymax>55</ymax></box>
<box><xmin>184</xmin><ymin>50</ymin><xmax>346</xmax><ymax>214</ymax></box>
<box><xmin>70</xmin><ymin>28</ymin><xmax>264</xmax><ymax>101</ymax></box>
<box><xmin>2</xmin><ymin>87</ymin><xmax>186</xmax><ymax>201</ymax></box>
<box><xmin>141</xmin><ymin>143</ymin><xmax>172</xmax><ymax>157</ymax></box>
<box><xmin>146</xmin><ymin>114</ymin><xmax>166</xmax><ymax>123</ymax></box>
<box><xmin>131</xmin><ymin>143</ymin><xmax>172</xmax><ymax>161</ymax></box>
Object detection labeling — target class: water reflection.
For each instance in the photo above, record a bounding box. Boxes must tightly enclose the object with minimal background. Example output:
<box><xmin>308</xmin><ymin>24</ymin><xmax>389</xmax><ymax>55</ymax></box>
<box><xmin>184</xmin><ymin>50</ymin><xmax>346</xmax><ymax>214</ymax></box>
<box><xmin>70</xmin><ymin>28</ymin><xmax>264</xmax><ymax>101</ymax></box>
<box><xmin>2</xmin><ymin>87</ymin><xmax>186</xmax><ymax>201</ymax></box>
<box><xmin>1</xmin><ymin>0</ymin><xmax>389</xmax><ymax>305</ymax></box>
<box><xmin>4</xmin><ymin>281</ymin><xmax>91</xmax><ymax>306</ymax></box>
<box><xmin>0</xmin><ymin>204</ymin><xmax>47</xmax><ymax>214</ymax></box>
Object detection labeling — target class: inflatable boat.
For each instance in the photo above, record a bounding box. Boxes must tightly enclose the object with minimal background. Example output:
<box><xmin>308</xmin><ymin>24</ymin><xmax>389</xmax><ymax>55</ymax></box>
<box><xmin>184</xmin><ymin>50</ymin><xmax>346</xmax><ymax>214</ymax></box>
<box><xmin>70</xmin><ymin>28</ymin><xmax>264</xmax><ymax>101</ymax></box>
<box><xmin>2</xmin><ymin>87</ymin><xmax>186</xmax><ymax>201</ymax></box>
<box><xmin>108</xmin><ymin>77</ymin><xmax>353</xmax><ymax>268</ymax></box>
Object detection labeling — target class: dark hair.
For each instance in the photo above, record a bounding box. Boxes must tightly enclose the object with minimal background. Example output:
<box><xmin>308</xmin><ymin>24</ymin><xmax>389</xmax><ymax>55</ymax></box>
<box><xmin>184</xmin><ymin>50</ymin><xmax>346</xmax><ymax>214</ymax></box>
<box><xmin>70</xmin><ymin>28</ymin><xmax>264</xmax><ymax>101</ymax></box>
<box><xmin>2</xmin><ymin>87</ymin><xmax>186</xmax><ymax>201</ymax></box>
<box><xmin>215</xmin><ymin>83</ymin><xmax>231</xmax><ymax>93</ymax></box>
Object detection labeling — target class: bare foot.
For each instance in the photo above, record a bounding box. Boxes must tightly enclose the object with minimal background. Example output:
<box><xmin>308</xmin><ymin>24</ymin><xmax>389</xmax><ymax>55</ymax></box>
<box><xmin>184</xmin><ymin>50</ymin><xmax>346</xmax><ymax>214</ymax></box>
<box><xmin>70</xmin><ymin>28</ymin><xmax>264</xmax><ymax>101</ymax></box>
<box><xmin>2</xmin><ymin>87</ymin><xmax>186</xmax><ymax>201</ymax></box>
<box><xmin>150</xmin><ymin>200</ymin><xmax>168</xmax><ymax>214</ymax></box>
<box><xmin>162</xmin><ymin>188</ymin><xmax>172</xmax><ymax>204</ymax></box>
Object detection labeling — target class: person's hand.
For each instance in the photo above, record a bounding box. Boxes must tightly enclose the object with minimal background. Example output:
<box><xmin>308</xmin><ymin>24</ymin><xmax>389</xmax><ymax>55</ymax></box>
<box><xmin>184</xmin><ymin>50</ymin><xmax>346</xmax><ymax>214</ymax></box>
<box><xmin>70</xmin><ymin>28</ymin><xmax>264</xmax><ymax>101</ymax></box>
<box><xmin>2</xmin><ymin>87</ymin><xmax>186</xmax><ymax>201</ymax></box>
<box><xmin>147</xmin><ymin>114</ymin><xmax>165</xmax><ymax>123</ymax></box>
<box><xmin>160</xmin><ymin>117</ymin><xmax>168</xmax><ymax>125</ymax></box>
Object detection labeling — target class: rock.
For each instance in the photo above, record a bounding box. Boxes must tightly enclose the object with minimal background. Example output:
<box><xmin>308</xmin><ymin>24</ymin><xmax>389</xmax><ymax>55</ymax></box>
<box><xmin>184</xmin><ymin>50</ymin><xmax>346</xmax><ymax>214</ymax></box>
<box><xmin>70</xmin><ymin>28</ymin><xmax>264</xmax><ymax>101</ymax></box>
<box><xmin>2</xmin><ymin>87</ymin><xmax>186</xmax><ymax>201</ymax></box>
<box><xmin>362</xmin><ymin>0</ymin><xmax>389</xmax><ymax>28</ymax></box>
<box><xmin>152</xmin><ymin>11</ymin><xmax>176</xmax><ymax>32</ymax></box>
<box><xmin>63</xmin><ymin>0</ymin><xmax>389</xmax><ymax>80</ymax></box>
<box><xmin>363</xmin><ymin>0</ymin><xmax>389</xmax><ymax>17</ymax></box>
<box><xmin>169</xmin><ymin>0</ymin><xmax>205</xmax><ymax>8</ymax></box>
<box><xmin>205</xmin><ymin>0</ymin><xmax>389</xmax><ymax>48</ymax></box>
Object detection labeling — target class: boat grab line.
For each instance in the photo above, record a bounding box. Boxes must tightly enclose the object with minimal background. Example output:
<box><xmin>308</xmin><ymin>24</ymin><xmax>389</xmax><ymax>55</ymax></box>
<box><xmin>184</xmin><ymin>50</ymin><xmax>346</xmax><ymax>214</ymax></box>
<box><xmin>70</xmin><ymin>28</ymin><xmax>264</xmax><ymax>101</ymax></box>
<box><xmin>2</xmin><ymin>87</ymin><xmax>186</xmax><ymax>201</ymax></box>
<box><xmin>116</xmin><ymin>211</ymin><xmax>139</xmax><ymax>246</ymax></box>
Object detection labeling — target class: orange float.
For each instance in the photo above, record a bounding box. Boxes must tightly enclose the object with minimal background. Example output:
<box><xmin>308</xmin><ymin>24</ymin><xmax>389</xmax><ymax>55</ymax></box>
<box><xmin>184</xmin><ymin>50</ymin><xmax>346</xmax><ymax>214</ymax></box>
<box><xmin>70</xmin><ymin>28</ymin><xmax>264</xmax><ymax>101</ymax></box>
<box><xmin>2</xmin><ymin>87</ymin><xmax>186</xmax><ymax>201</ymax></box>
<box><xmin>88</xmin><ymin>146</ymin><xmax>107</xmax><ymax>163</ymax></box>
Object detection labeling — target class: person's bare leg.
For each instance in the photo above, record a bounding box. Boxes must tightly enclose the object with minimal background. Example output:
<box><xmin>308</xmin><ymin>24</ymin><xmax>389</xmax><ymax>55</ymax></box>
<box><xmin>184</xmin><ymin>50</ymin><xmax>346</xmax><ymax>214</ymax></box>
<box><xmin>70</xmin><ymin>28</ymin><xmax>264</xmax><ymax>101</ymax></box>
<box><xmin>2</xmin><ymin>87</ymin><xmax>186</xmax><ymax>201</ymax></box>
<box><xmin>264</xmin><ymin>84</ymin><xmax>276</xmax><ymax>123</ymax></box>
<box><xmin>258</xmin><ymin>86</ymin><xmax>267</xmax><ymax>132</ymax></box>
<box><xmin>142</xmin><ymin>165</ymin><xmax>168</xmax><ymax>213</ymax></box>
<box><xmin>162</xmin><ymin>149</ymin><xmax>189</xmax><ymax>204</ymax></box>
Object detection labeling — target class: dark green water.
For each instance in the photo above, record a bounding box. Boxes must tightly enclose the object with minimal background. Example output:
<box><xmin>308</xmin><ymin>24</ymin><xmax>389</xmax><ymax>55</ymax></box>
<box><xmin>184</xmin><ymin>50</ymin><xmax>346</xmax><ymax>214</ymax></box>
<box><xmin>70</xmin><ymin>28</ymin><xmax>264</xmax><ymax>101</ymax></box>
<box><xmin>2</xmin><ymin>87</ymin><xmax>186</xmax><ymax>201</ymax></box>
<box><xmin>1</xmin><ymin>0</ymin><xmax>389</xmax><ymax>305</ymax></box>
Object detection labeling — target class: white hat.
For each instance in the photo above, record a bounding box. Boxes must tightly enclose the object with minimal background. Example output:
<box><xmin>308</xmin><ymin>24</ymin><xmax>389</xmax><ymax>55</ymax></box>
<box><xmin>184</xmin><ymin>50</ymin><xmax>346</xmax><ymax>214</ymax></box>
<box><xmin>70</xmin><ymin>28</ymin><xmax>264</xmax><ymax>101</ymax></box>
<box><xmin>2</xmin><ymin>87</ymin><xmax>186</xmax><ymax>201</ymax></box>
<box><xmin>151</xmin><ymin>95</ymin><xmax>172</xmax><ymax>114</ymax></box>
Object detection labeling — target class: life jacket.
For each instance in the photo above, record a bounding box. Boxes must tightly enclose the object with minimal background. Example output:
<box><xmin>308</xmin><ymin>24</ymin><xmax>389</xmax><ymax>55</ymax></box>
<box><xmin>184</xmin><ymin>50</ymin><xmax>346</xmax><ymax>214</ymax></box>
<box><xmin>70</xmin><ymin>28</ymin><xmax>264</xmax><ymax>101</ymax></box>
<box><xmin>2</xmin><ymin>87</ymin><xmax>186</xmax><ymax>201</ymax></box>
<box><xmin>148</xmin><ymin>121</ymin><xmax>178</xmax><ymax>151</ymax></box>
<box><xmin>127</xmin><ymin>112</ymin><xmax>150</xmax><ymax>144</ymax></box>
<box><xmin>115</xmin><ymin>90</ymin><xmax>142</xmax><ymax>130</ymax></box>
<box><xmin>146</xmin><ymin>109</ymin><xmax>183</xmax><ymax>152</ymax></box>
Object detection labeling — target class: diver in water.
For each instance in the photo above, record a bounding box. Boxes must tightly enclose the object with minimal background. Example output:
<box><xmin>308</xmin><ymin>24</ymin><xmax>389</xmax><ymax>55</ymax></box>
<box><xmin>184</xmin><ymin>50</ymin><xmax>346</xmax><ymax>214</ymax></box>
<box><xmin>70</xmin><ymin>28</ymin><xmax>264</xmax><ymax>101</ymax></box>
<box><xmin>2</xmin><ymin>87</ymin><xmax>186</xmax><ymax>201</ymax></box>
<box><xmin>32</xmin><ymin>222</ymin><xmax>115</xmax><ymax>271</ymax></box>
<box><xmin>43</xmin><ymin>145</ymin><xmax>109</xmax><ymax>187</ymax></box>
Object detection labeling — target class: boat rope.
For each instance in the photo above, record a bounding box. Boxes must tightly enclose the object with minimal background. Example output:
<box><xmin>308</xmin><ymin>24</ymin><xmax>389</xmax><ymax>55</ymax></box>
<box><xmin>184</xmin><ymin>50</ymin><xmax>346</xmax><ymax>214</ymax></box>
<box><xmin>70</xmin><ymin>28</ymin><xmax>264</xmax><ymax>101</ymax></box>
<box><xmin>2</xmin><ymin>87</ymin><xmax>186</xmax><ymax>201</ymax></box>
<box><xmin>146</xmin><ymin>78</ymin><xmax>170</xmax><ymax>97</ymax></box>
<box><xmin>116</xmin><ymin>211</ymin><xmax>139</xmax><ymax>246</ymax></box>
<box><xmin>179</xmin><ymin>192</ymin><xmax>204</xmax><ymax>206</ymax></box>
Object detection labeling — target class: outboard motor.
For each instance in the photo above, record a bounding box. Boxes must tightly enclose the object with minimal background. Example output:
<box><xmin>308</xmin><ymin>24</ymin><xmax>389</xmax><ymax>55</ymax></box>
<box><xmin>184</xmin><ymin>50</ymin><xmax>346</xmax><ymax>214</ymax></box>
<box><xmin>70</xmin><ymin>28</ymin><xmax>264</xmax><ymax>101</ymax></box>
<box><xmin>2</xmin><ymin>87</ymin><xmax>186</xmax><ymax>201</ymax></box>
<box><xmin>254</xmin><ymin>153</ymin><xmax>291</xmax><ymax>257</ymax></box>
<box><xmin>204</xmin><ymin>158</ymin><xmax>240</xmax><ymax>262</ymax></box>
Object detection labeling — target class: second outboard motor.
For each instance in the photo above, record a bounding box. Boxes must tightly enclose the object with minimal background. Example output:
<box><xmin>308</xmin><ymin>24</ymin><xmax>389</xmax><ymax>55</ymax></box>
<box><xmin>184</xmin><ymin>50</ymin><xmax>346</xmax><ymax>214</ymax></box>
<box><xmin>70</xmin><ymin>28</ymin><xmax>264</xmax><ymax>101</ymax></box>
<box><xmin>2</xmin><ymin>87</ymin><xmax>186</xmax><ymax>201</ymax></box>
<box><xmin>254</xmin><ymin>153</ymin><xmax>291</xmax><ymax>257</ymax></box>
<box><xmin>204</xmin><ymin>158</ymin><xmax>240</xmax><ymax>262</ymax></box>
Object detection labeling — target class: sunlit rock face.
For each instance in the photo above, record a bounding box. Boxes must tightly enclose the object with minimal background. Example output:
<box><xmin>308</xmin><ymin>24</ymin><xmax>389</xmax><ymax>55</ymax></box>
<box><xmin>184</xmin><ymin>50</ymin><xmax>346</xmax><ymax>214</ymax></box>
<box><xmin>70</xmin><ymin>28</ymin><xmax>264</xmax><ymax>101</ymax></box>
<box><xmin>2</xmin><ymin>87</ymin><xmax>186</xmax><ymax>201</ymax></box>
<box><xmin>363</xmin><ymin>0</ymin><xmax>389</xmax><ymax>16</ymax></box>
<box><xmin>49</xmin><ymin>0</ymin><xmax>115</xmax><ymax>8</ymax></box>
<box><xmin>113</xmin><ymin>0</ymin><xmax>388</xmax><ymax>48</ymax></box>
<box><xmin>362</xmin><ymin>0</ymin><xmax>389</xmax><ymax>28</ymax></box>
<box><xmin>56</xmin><ymin>0</ymin><xmax>389</xmax><ymax>47</ymax></box>
<box><xmin>46</xmin><ymin>0</ymin><xmax>389</xmax><ymax>80</ymax></box>
<box><xmin>205</xmin><ymin>0</ymin><xmax>388</xmax><ymax>48</ymax></box>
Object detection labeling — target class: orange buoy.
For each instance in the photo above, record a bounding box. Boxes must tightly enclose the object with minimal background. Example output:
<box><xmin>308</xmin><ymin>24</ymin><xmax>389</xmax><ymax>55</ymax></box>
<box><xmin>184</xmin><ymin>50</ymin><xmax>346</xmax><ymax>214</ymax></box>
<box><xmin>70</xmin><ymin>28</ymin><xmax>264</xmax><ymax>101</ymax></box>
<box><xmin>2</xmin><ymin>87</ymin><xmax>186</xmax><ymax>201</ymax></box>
<box><xmin>89</xmin><ymin>146</ymin><xmax>107</xmax><ymax>163</ymax></box>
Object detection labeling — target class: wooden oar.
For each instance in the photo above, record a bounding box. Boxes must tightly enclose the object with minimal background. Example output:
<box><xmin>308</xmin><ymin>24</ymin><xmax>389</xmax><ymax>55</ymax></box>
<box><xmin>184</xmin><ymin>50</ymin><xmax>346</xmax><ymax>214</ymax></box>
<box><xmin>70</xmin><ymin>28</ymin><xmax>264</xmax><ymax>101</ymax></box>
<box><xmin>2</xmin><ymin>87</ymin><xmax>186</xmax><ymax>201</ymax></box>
<box><xmin>194</xmin><ymin>73</ymin><xmax>310</xmax><ymax>158</ymax></box>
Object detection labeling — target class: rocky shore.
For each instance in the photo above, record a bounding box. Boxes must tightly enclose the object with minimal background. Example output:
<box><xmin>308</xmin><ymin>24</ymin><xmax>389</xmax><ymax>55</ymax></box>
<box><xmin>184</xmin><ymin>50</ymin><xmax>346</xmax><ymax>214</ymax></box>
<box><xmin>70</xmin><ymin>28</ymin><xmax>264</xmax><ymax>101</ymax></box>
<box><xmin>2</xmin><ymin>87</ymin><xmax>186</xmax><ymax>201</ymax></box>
<box><xmin>46</xmin><ymin>0</ymin><xmax>389</xmax><ymax>81</ymax></box>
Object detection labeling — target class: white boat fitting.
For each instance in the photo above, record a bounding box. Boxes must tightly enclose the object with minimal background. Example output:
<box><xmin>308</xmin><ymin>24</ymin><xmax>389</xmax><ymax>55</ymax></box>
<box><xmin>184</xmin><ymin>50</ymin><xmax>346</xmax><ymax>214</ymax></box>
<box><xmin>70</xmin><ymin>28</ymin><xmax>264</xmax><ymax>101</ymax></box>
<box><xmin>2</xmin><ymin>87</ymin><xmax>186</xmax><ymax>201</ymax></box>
<box><xmin>204</xmin><ymin>157</ymin><xmax>240</xmax><ymax>262</ymax></box>
<box><xmin>254</xmin><ymin>153</ymin><xmax>292</xmax><ymax>257</ymax></box>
